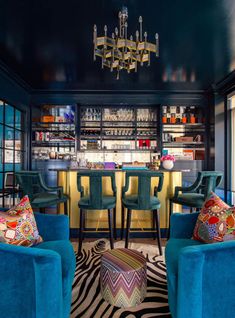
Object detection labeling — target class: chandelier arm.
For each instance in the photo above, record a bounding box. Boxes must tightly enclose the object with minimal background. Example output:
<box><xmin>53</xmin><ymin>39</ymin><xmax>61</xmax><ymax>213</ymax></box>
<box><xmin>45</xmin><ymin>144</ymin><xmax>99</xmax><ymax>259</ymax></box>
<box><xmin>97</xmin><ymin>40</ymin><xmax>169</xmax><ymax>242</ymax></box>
<box><xmin>93</xmin><ymin>8</ymin><xmax>159</xmax><ymax>78</ymax></box>
<box><xmin>139</xmin><ymin>16</ymin><xmax>143</xmax><ymax>42</ymax></box>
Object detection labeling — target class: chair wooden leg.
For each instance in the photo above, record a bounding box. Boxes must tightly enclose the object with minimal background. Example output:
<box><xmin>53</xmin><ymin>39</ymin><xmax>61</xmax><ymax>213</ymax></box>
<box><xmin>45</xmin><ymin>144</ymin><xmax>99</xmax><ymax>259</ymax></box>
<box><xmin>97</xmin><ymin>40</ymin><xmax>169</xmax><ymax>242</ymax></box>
<box><xmin>190</xmin><ymin>207</ymin><xmax>193</xmax><ymax>213</ymax></box>
<box><xmin>155</xmin><ymin>209</ymin><xmax>162</xmax><ymax>256</ymax></box>
<box><xmin>82</xmin><ymin>212</ymin><xmax>86</xmax><ymax>240</ymax></box>
<box><xmin>121</xmin><ymin>204</ymin><xmax>125</xmax><ymax>240</ymax></box>
<box><xmin>167</xmin><ymin>200</ymin><xmax>173</xmax><ymax>240</ymax></box>
<box><xmin>40</xmin><ymin>207</ymin><xmax>45</xmax><ymax>214</ymax></box>
<box><xmin>113</xmin><ymin>206</ymin><xmax>117</xmax><ymax>240</ymax></box>
<box><xmin>125</xmin><ymin>209</ymin><xmax>132</xmax><ymax>249</ymax></box>
<box><xmin>64</xmin><ymin>201</ymin><xmax>68</xmax><ymax>215</ymax></box>
<box><xmin>152</xmin><ymin>211</ymin><xmax>156</xmax><ymax>240</ymax></box>
<box><xmin>108</xmin><ymin>209</ymin><xmax>114</xmax><ymax>249</ymax></box>
<box><xmin>78</xmin><ymin>209</ymin><xmax>84</xmax><ymax>253</ymax></box>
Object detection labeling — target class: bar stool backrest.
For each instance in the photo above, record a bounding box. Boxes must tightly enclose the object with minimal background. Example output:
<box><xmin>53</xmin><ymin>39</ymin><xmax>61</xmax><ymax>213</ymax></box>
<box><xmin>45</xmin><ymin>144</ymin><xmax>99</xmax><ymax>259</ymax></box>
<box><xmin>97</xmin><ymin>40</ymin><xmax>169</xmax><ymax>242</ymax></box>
<box><xmin>197</xmin><ymin>171</ymin><xmax>223</xmax><ymax>199</ymax></box>
<box><xmin>77</xmin><ymin>171</ymin><xmax>116</xmax><ymax>209</ymax></box>
<box><xmin>123</xmin><ymin>171</ymin><xmax>164</xmax><ymax>210</ymax></box>
<box><xmin>15</xmin><ymin>171</ymin><xmax>46</xmax><ymax>200</ymax></box>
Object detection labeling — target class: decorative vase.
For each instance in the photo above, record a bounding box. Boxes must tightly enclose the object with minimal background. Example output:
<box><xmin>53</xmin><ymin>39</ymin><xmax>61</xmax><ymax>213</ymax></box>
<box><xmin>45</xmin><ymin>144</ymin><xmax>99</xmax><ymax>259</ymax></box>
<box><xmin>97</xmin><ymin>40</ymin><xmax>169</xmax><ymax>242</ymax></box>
<box><xmin>162</xmin><ymin>160</ymin><xmax>174</xmax><ymax>170</ymax></box>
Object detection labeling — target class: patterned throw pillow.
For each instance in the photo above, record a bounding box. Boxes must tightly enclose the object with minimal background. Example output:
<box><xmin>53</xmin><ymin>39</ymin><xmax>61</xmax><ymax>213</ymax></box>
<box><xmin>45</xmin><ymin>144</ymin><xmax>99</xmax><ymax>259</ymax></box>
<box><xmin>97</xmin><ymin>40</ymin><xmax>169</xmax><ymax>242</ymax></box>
<box><xmin>0</xmin><ymin>195</ymin><xmax>43</xmax><ymax>246</ymax></box>
<box><xmin>193</xmin><ymin>192</ymin><xmax>235</xmax><ymax>243</ymax></box>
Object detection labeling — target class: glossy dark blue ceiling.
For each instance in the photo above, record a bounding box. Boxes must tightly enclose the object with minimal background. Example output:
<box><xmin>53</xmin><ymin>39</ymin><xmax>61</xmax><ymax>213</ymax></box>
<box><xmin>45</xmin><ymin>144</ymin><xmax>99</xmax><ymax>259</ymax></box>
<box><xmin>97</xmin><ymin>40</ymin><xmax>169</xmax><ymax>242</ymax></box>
<box><xmin>0</xmin><ymin>0</ymin><xmax>234</xmax><ymax>90</ymax></box>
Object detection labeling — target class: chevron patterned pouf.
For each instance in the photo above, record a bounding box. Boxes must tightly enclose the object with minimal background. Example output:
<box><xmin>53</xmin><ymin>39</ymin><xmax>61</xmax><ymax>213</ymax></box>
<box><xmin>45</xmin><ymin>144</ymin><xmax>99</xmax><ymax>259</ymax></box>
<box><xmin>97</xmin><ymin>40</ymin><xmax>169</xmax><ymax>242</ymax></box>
<box><xmin>100</xmin><ymin>248</ymin><xmax>147</xmax><ymax>308</ymax></box>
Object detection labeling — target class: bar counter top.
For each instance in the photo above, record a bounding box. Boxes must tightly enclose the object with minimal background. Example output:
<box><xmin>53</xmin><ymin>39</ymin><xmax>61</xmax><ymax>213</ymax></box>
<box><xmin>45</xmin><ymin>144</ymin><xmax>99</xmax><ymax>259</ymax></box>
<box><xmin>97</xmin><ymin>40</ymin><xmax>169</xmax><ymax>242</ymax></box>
<box><xmin>50</xmin><ymin>167</ymin><xmax>190</xmax><ymax>172</ymax></box>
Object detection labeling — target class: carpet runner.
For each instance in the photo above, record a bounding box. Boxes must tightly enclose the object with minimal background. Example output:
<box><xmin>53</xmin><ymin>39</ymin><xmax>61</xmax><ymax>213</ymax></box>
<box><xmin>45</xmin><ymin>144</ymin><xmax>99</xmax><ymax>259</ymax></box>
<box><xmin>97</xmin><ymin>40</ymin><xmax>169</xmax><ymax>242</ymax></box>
<box><xmin>71</xmin><ymin>239</ymin><xmax>171</xmax><ymax>318</ymax></box>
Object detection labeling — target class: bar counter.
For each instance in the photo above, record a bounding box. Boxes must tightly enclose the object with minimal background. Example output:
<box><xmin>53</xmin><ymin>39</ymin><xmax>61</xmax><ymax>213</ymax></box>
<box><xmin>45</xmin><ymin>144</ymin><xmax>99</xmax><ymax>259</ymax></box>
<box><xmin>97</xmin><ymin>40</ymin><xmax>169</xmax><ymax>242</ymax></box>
<box><xmin>53</xmin><ymin>168</ymin><xmax>183</xmax><ymax>236</ymax></box>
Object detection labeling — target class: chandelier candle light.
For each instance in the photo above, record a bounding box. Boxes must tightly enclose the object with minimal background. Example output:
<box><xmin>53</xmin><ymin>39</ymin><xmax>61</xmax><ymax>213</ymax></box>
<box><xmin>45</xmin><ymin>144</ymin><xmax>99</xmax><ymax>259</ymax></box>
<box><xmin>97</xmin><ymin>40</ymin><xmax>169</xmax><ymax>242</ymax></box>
<box><xmin>93</xmin><ymin>7</ymin><xmax>159</xmax><ymax>79</ymax></box>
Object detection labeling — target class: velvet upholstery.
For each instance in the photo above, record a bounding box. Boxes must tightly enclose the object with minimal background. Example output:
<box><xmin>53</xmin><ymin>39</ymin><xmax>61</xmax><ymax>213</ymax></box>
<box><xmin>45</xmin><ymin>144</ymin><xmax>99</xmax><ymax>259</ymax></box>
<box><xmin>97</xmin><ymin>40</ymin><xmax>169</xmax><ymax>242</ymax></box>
<box><xmin>0</xmin><ymin>212</ymin><xmax>75</xmax><ymax>318</ymax></box>
<box><xmin>77</xmin><ymin>170</ymin><xmax>117</xmax><ymax>210</ymax></box>
<box><xmin>165</xmin><ymin>212</ymin><xmax>235</xmax><ymax>318</ymax></box>
<box><xmin>170</xmin><ymin>171</ymin><xmax>223</xmax><ymax>208</ymax></box>
<box><xmin>15</xmin><ymin>171</ymin><xmax>68</xmax><ymax>211</ymax></box>
<box><xmin>121</xmin><ymin>171</ymin><xmax>164</xmax><ymax>253</ymax></box>
<box><xmin>168</xmin><ymin>171</ymin><xmax>223</xmax><ymax>239</ymax></box>
<box><xmin>122</xmin><ymin>171</ymin><xmax>164</xmax><ymax>210</ymax></box>
<box><xmin>77</xmin><ymin>170</ymin><xmax>117</xmax><ymax>252</ymax></box>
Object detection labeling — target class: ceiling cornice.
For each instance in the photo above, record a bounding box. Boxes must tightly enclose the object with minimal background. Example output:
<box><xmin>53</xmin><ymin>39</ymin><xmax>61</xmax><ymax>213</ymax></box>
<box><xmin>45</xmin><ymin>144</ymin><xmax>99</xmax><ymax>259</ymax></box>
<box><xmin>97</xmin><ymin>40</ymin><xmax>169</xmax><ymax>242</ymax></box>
<box><xmin>0</xmin><ymin>60</ymin><xmax>32</xmax><ymax>93</ymax></box>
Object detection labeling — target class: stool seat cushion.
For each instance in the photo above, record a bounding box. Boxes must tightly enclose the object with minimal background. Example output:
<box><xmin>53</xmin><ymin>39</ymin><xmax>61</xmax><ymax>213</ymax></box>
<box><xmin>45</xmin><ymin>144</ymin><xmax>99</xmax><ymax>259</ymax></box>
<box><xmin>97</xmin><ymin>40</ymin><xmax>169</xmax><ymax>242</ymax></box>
<box><xmin>78</xmin><ymin>195</ymin><xmax>116</xmax><ymax>209</ymax></box>
<box><xmin>122</xmin><ymin>194</ymin><xmax>161</xmax><ymax>210</ymax></box>
<box><xmin>100</xmin><ymin>248</ymin><xmax>147</xmax><ymax>308</ymax></box>
<box><xmin>171</xmin><ymin>193</ymin><xmax>205</xmax><ymax>208</ymax></box>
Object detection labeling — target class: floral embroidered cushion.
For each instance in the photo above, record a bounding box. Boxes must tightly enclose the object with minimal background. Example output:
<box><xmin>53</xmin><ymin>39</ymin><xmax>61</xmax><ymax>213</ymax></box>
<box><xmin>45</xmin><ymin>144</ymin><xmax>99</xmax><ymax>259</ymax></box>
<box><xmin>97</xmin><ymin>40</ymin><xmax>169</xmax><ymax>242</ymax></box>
<box><xmin>0</xmin><ymin>195</ymin><xmax>43</xmax><ymax>246</ymax></box>
<box><xmin>193</xmin><ymin>192</ymin><xmax>235</xmax><ymax>243</ymax></box>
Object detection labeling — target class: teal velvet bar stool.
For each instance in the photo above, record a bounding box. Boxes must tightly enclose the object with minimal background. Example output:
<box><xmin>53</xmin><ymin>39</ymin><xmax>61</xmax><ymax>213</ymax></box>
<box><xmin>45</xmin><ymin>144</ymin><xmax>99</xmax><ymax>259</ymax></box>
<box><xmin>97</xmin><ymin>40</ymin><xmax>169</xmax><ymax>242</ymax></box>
<box><xmin>168</xmin><ymin>171</ymin><xmax>223</xmax><ymax>238</ymax></box>
<box><xmin>121</xmin><ymin>171</ymin><xmax>164</xmax><ymax>255</ymax></box>
<box><xmin>15</xmin><ymin>171</ymin><xmax>69</xmax><ymax>214</ymax></box>
<box><xmin>77</xmin><ymin>171</ymin><xmax>117</xmax><ymax>253</ymax></box>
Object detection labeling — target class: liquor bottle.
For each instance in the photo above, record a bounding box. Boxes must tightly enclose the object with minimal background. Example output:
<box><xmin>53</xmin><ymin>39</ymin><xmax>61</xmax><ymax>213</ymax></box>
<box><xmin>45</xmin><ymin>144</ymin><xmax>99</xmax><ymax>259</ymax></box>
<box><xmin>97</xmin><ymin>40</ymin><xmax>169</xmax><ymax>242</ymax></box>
<box><xmin>166</xmin><ymin>106</ymin><xmax>171</xmax><ymax>123</ymax></box>
<box><xmin>176</xmin><ymin>106</ymin><xmax>181</xmax><ymax>123</ymax></box>
<box><xmin>170</xmin><ymin>113</ymin><xmax>176</xmax><ymax>124</ymax></box>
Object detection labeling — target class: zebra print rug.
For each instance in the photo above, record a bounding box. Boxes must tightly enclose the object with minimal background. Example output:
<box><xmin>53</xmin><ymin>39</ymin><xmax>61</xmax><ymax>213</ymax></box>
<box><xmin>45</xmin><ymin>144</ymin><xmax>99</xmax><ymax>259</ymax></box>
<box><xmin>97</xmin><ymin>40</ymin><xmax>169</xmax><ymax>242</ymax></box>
<box><xmin>71</xmin><ymin>239</ymin><xmax>171</xmax><ymax>318</ymax></box>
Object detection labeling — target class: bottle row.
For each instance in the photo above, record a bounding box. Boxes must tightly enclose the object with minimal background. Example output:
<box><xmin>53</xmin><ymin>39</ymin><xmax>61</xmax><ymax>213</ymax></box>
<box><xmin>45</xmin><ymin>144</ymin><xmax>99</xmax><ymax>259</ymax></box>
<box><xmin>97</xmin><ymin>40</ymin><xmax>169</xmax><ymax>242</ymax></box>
<box><xmin>34</xmin><ymin>131</ymin><xmax>75</xmax><ymax>142</ymax></box>
<box><xmin>80</xmin><ymin>129</ymin><xmax>157</xmax><ymax>137</ymax></box>
<box><xmin>162</xmin><ymin>106</ymin><xmax>204</xmax><ymax>124</ymax></box>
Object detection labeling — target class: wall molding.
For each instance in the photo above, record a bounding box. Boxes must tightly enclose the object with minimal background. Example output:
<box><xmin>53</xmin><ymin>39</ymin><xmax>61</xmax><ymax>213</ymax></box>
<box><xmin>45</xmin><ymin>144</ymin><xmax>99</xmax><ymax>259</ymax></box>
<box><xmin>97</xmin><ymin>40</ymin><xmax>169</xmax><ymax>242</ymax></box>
<box><xmin>214</xmin><ymin>70</ymin><xmax>235</xmax><ymax>95</ymax></box>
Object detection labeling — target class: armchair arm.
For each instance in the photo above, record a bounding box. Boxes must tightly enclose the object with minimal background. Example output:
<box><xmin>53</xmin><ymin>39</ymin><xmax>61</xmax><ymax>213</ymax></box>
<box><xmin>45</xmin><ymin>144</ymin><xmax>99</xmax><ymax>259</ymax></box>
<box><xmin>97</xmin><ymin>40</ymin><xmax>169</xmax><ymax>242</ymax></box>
<box><xmin>174</xmin><ymin>173</ymin><xmax>203</xmax><ymax>197</ymax></box>
<box><xmin>111</xmin><ymin>174</ymin><xmax>117</xmax><ymax>196</ymax></box>
<box><xmin>0</xmin><ymin>243</ymin><xmax>63</xmax><ymax>318</ymax></box>
<box><xmin>154</xmin><ymin>173</ymin><xmax>164</xmax><ymax>197</ymax></box>
<box><xmin>39</xmin><ymin>174</ymin><xmax>64</xmax><ymax>198</ymax></box>
<box><xmin>77</xmin><ymin>175</ymin><xmax>85</xmax><ymax>197</ymax></box>
<box><xmin>122</xmin><ymin>175</ymin><xmax>130</xmax><ymax>198</ymax></box>
<box><xmin>177</xmin><ymin>241</ymin><xmax>235</xmax><ymax>318</ymax></box>
<box><xmin>35</xmin><ymin>213</ymin><xmax>69</xmax><ymax>241</ymax></box>
<box><xmin>170</xmin><ymin>213</ymin><xmax>199</xmax><ymax>238</ymax></box>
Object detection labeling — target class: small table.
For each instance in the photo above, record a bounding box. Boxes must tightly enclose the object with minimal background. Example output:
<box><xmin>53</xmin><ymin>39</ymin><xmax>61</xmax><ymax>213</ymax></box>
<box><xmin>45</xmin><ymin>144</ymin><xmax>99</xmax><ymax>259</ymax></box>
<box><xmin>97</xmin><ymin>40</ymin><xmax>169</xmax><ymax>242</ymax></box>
<box><xmin>100</xmin><ymin>248</ymin><xmax>147</xmax><ymax>308</ymax></box>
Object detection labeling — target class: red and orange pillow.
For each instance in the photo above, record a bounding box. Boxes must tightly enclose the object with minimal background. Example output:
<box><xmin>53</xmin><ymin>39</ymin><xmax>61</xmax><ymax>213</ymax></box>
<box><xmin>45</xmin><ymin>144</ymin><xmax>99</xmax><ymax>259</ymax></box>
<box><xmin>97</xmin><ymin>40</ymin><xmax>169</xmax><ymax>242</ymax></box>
<box><xmin>0</xmin><ymin>195</ymin><xmax>43</xmax><ymax>246</ymax></box>
<box><xmin>193</xmin><ymin>192</ymin><xmax>235</xmax><ymax>243</ymax></box>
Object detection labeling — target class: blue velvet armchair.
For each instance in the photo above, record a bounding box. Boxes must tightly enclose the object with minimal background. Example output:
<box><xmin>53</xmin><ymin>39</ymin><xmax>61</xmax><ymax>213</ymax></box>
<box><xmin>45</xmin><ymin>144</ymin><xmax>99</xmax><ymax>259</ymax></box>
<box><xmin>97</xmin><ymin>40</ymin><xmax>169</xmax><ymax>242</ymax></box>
<box><xmin>0</xmin><ymin>212</ymin><xmax>76</xmax><ymax>318</ymax></box>
<box><xmin>165</xmin><ymin>213</ymin><xmax>235</xmax><ymax>318</ymax></box>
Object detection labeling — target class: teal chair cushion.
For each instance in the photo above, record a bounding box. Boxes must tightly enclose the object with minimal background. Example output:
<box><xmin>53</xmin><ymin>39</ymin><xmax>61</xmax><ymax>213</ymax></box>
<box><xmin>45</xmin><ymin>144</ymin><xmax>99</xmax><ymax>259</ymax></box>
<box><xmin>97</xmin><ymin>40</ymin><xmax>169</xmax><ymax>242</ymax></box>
<box><xmin>122</xmin><ymin>194</ymin><xmax>161</xmax><ymax>210</ymax></box>
<box><xmin>78</xmin><ymin>195</ymin><xmax>116</xmax><ymax>210</ymax></box>
<box><xmin>31</xmin><ymin>193</ymin><xmax>68</xmax><ymax>208</ymax></box>
<box><xmin>172</xmin><ymin>193</ymin><xmax>205</xmax><ymax>208</ymax></box>
<box><xmin>33</xmin><ymin>240</ymin><xmax>76</xmax><ymax>318</ymax></box>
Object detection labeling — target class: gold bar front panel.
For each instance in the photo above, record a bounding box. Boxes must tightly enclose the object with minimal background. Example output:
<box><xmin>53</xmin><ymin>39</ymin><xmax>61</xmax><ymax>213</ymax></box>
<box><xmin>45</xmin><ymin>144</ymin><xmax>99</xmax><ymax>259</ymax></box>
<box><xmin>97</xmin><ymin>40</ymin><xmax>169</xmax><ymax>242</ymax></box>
<box><xmin>58</xmin><ymin>170</ymin><xmax>182</xmax><ymax>231</ymax></box>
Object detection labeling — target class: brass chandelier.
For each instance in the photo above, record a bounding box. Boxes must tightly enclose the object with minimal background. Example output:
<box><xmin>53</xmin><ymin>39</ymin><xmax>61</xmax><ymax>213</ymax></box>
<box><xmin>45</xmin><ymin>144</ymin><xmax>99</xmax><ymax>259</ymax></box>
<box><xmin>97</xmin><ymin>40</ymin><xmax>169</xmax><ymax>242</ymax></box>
<box><xmin>93</xmin><ymin>7</ymin><xmax>159</xmax><ymax>79</ymax></box>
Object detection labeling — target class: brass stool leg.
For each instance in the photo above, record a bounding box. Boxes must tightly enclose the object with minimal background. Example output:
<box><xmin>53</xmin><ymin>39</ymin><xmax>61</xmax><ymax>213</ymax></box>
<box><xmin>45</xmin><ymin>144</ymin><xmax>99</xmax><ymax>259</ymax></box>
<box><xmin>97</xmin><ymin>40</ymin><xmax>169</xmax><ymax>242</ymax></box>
<box><xmin>125</xmin><ymin>209</ymin><xmax>132</xmax><ymax>249</ymax></box>
<box><xmin>78</xmin><ymin>208</ymin><xmax>84</xmax><ymax>253</ymax></box>
<box><xmin>108</xmin><ymin>209</ymin><xmax>114</xmax><ymax>249</ymax></box>
<box><xmin>155</xmin><ymin>209</ymin><xmax>162</xmax><ymax>256</ymax></box>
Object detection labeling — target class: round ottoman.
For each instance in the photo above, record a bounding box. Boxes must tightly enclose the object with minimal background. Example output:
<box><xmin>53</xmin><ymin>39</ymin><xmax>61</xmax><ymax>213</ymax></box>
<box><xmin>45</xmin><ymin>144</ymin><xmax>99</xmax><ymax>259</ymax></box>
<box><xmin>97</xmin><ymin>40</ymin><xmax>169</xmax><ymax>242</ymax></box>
<box><xmin>100</xmin><ymin>248</ymin><xmax>147</xmax><ymax>308</ymax></box>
